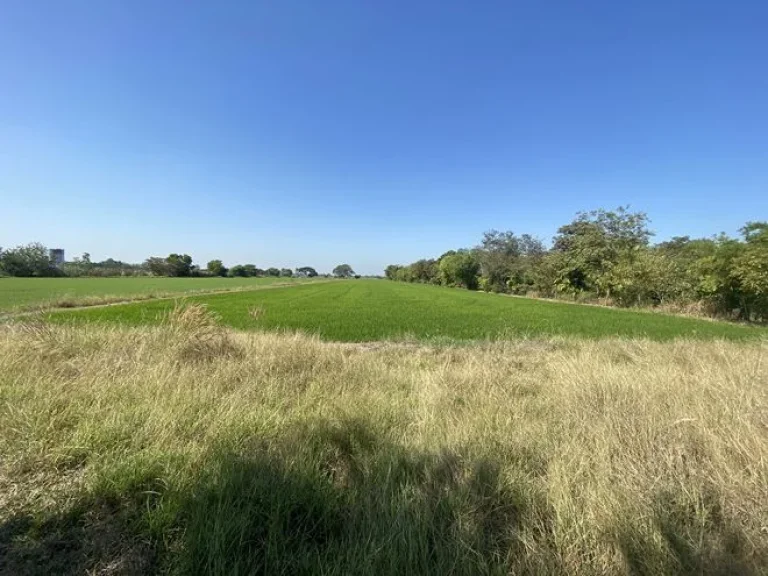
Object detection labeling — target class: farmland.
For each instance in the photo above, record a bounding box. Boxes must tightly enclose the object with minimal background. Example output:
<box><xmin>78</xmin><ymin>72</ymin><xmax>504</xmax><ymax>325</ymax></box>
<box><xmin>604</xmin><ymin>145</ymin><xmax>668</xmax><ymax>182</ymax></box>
<box><xmin>49</xmin><ymin>279</ymin><xmax>766</xmax><ymax>341</ymax></box>
<box><xmin>0</xmin><ymin>275</ymin><xmax>312</xmax><ymax>313</ymax></box>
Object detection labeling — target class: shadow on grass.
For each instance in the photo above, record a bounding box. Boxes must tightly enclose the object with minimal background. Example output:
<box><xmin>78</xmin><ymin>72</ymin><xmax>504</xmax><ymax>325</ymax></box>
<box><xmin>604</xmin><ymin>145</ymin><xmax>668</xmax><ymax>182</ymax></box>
<box><xmin>177</xmin><ymin>418</ymin><xmax>559</xmax><ymax>575</ymax></box>
<box><xmin>616</xmin><ymin>486</ymin><xmax>763</xmax><ymax>576</ymax></box>
<box><xmin>0</xmin><ymin>501</ymin><xmax>155</xmax><ymax>576</ymax></box>
<box><xmin>2</xmin><ymin>417</ymin><xmax>764</xmax><ymax>575</ymax></box>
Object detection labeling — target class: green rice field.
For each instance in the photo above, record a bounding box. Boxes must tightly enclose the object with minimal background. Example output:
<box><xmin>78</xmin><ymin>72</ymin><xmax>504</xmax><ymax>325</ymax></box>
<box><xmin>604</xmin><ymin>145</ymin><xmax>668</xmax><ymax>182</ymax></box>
<box><xmin>48</xmin><ymin>279</ymin><xmax>766</xmax><ymax>341</ymax></box>
<box><xmin>0</xmin><ymin>276</ymin><xmax>311</xmax><ymax>312</ymax></box>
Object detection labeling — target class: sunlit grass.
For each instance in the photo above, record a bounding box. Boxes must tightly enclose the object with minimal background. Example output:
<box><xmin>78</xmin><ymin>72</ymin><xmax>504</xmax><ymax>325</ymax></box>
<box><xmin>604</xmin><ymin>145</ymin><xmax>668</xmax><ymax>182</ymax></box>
<box><xmin>1</xmin><ymin>306</ymin><xmax>767</xmax><ymax>574</ymax></box>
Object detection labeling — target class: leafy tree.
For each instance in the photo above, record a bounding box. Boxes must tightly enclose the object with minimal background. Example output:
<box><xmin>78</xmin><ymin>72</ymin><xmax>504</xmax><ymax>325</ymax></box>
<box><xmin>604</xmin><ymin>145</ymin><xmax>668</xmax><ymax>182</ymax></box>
<box><xmin>410</xmin><ymin>259</ymin><xmax>439</xmax><ymax>284</ymax></box>
<box><xmin>603</xmin><ymin>249</ymin><xmax>680</xmax><ymax>306</ymax></box>
<box><xmin>228</xmin><ymin>265</ymin><xmax>247</xmax><ymax>278</ymax></box>
<box><xmin>731</xmin><ymin>222</ymin><xmax>768</xmax><ymax>319</ymax></box>
<box><xmin>60</xmin><ymin>252</ymin><xmax>94</xmax><ymax>277</ymax></box>
<box><xmin>476</xmin><ymin>230</ymin><xmax>546</xmax><ymax>293</ymax></box>
<box><xmin>0</xmin><ymin>243</ymin><xmax>56</xmax><ymax>277</ymax></box>
<box><xmin>145</xmin><ymin>254</ymin><xmax>193</xmax><ymax>277</ymax></box>
<box><xmin>438</xmin><ymin>251</ymin><xmax>480</xmax><ymax>289</ymax></box>
<box><xmin>332</xmin><ymin>264</ymin><xmax>355</xmax><ymax>278</ymax></box>
<box><xmin>552</xmin><ymin>207</ymin><xmax>652</xmax><ymax>297</ymax></box>
<box><xmin>243</xmin><ymin>264</ymin><xmax>260</xmax><ymax>277</ymax></box>
<box><xmin>166</xmin><ymin>254</ymin><xmax>193</xmax><ymax>277</ymax></box>
<box><xmin>206</xmin><ymin>260</ymin><xmax>228</xmax><ymax>277</ymax></box>
<box><xmin>384</xmin><ymin>264</ymin><xmax>401</xmax><ymax>280</ymax></box>
<box><xmin>266</xmin><ymin>267</ymin><xmax>281</xmax><ymax>277</ymax></box>
<box><xmin>280</xmin><ymin>268</ymin><xmax>293</xmax><ymax>277</ymax></box>
<box><xmin>146</xmin><ymin>257</ymin><xmax>170</xmax><ymax>276</ymax></box>
<box><xmin>295</xmin><ymin>266</ymin><xmax>318</xmax><ymax>278</ymax></box>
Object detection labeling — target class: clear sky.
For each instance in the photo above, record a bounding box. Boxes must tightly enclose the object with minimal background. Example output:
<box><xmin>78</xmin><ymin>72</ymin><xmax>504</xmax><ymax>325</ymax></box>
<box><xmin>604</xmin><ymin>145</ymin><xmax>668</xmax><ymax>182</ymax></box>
<box><xmin>2</xmin><ymin>1</ymin><xmax>767</xmax><ymax>275</ymax></box>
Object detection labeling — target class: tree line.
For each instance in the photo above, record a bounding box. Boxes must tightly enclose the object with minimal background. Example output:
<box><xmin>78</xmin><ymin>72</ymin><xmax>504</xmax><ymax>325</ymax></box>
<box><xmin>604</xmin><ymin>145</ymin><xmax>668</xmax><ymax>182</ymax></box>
<box><xmin>0</xmin><ymin>244</ymin><xmax>357</xmax><ymax>280</ymax></box>
<box><xmin>385</xmin><ymin>207</ymin><xmax>768</xmax><ymax>322</ymax></box>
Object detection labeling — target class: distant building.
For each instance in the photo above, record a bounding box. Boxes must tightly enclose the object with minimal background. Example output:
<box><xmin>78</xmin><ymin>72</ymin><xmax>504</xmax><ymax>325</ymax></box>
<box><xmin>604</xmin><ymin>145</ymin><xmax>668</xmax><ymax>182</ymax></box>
<box><xmin>50</xmin><ymin>248</ymin><xmax>65</xmax><ymax>266</ymax></box>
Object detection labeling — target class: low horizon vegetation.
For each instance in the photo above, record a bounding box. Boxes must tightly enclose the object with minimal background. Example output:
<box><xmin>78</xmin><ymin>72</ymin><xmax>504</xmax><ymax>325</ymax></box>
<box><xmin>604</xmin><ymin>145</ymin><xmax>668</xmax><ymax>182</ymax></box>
<box><xmin>0</xmin><ymin>242</ymin><xmax>356</xmax><ymax>280</ymax></box>
<box><xmin>1</xmin><ymin>305</ymin><xmax>766</xmax><ymax>574</ymax></box>
<box><xmin>48</xmin><ymin>279</ymin><xmax>766</xmax><ymax>342</ymax></box>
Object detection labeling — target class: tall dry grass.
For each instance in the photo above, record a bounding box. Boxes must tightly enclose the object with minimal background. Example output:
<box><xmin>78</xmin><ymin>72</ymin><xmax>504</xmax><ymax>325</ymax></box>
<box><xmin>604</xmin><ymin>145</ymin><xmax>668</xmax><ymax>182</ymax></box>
<box><xmin>0</xmin><ymin>306</ymin><xmax>766</xmax><ymax>574</ymax></box>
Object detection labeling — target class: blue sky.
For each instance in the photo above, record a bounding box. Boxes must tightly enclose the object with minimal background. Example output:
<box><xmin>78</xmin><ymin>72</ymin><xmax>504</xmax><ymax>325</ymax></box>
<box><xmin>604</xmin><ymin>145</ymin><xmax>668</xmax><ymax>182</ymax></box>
<box><xmin>1</xmin><ymin>1</ymin><xmax>766</xmax><ymax>275</ymax></box>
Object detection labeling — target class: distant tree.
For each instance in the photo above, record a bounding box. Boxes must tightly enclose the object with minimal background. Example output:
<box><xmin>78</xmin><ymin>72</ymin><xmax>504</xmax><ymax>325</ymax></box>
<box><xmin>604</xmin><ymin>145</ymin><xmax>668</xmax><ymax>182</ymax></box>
<box><xmin>552</xmin><ymin>207</ymin><xmax>652</xmax><ymax>297</ymax></box>
<box><xmin>394</xmin><ymin>266</ymin><xmax>414</xmax><ymax>282</ymax></box>
<box><xmin>145</xmin><ymin>257</ymin><xmax>170</xmax><ymax>276</ymax></box>
<box><xmin>603</xmin><ymin>249</ymin><xmax>680</xmax><ymax>307</ymax></box>
<box><xmin>384</xmin><ymin>264</ymin><xmax>401</xmax><ymax>280</ymax></box>
<box><xmin>206</xmin><ymin>259</ymin><xmax>228</xmax><ymax>277</ymax></box>
<box><xmin>295</xmin><ymin>266</ymin><xmax>318</xmax><ymax>278</ymax></box>
<box><xmin>410</xmin><ymin>259</ymin><xmax>439</xmax><ymax>284</ymax></box>
<box><xmin>266</xmin><ymin>267</ymin><xmax>280</xmax><ymax>277</ymax></box>
<box><xmin>332</xmin><ymin>264</ymin><xmax>355</xmax><ymax>278</ymax></box>
<box><xmin>0</xmin><ymin>243</ymin><xmax>56</xmax><ymax>277</ymax></box>
<box><xmin>475</xmin><ymin>230</ymin><xmax>544</xmax><ymax>293</ymax></box>
<box><xmin>731</xmin><ymin>222</ymin><xmax>768</xmax><ymax>319</ymax></box>
<box><xmin>60</xmin><ymin>252</ymin><xmax>91</xmax><ymax>277</ymax></box>
<box><xmin>243</xmin><ymin>264</ymin><xmax>259</xmax><ymax>277</ymax></box>
<box><xmin>166</xmin><ymin>254</ymin><xmax>193</xmax><ymax>277</ymax></box>
<box><xmin>228</xmin><ymin>265</ymin><xmax>247</xmax><ymax>277</ymax></box>
<box><xmin>438</xmin><ymin>251</ymin><xmax>480</xmax><ymax>289</ymax></box>
<box><xmin>280</xmin><ymin>268</ymin><xmax>293</xmax><ymax>277</ymax></box>
<box><xmin>74</xmin><ymin>252</ymin><xmax>92</xmax><ymax>271</ymax></box>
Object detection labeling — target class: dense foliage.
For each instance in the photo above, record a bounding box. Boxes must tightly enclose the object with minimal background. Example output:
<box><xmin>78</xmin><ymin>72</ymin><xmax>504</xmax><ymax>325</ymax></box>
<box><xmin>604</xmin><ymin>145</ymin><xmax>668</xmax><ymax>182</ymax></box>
<box><xmin>0</xmin><ymin>243</ymin><xmax>62</xmax><ymax>277</ymax></box>
<box><xmin>386</xmin><ymin>207</ymin><xmax>768</xmax><ymax>322</ymax></box>
<box><xmin>332</xmin><ymin>263</ymin><xmax>356</xmax><ymax>278</ymax></box>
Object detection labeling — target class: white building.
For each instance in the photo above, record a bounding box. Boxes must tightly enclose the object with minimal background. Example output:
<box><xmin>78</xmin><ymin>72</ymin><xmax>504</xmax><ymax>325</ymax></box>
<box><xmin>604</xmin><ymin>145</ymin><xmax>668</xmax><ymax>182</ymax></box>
<box><xmin>50</xmin><ymin>248</ymin><xmax>65</xmax><ymax>266</ymax></box>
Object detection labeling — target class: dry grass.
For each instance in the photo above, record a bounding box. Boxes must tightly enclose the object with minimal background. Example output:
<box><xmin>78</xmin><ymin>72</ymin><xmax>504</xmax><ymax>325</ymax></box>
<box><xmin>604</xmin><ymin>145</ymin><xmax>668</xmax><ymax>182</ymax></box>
<box><xmin>1</xmin><ymin>305</ymin><xmax>766</xmax><ymax>574</ymax></box>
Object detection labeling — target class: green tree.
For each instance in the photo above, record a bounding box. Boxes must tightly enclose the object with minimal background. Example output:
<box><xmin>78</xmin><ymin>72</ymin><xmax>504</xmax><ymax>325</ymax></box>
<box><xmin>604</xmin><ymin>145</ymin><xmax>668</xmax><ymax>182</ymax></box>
<box><xmin>730</xmin><ymin>222</ymin><xmax>768</xmax><ymax>319</ymax></box>
<box><xmin>332</xmin><ymin>264</ymin><xmax>355</xmax><ymax>278</ymax></box>
<box><xmin>384</xmin><ymin>264</ymin><xmax>401</xmax><ymax>280</ymax></box>
<box><xmin>410</xmin><ymin>259</ymin><xmax>439</xmax><ymax>284</ymax></box>
<box><xmin>280</xmin><ymin>268</ymin><xmax>293</xmax><ymax>277</ymax></box>
<box><xmin>243</xmin><ymin>264</ymin><xmax>260</xmax><ymax>277</ymax></box>
<box><xmin>266</xmin><ymin>267</ymin><xmax>280</xmax><ymax>277</ymax></box>
<box><xmin>206</xmin><ymin>259</ymin><xmax>228</xmax><ymax>277</ymax></box>
<box><xmin>438</xmin><ymin>251</ymin><xmax>480</xmax><ymax>289</ymax></box>
<box><xmin>166</xmin><ymin>254</ymin><xmax>193</xmax><ymax>277</ymax></box>
<box><xmin>552</xmin><ymin>207</ymin><xmax>652</xmax><ymax>297</ymax></box>
<box><xmin>228</xmin><ymin>265</ymin><xmax>247</xmax><ymax>277</ymax></box>
<box><xmin>295</xmin><ymin>266</ymin><xmax>318</xmax><ymax>278</ymax></box>
<box><xmin>604</xmin><ymin>249</ymin><xmax>681</xmax><ymax>307</ymax></box>
<box><xmin>0</xmin><ymin>243</ymin><xmax>55</xmax><ymax>277</ymax></box>
<box><xmin>146</xmin><ymin>257</ymin><xmax>170</xmax><ymax>276</ymax></box>
<box><xmin>476</xmin><ymin>231</ymin><xmax>546</xmax><ymax>293</ymax></box>
<box><xmin>395</xmin><ymin>265</ymin><xmax>415</xmax><ymax>282</ymax></box>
